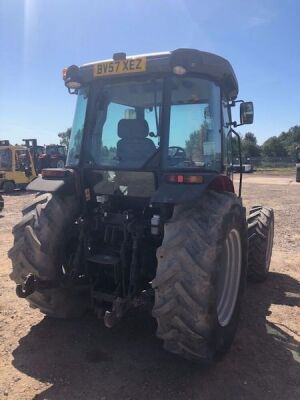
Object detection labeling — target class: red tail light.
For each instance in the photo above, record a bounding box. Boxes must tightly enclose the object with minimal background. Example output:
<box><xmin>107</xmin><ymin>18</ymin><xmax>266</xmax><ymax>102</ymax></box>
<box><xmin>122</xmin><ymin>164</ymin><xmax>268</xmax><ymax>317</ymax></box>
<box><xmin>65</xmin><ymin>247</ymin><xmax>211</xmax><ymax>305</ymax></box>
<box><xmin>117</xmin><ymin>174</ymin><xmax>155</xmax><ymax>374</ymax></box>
<box><xmin>42</xmin><ymin>169</ymin><xmax>72</xmax><ymax>179</ymax></box>
<box><xmin>165</xmin><ymin>174</ymin><xmax>204</xmax><ymax>184</ymax></box>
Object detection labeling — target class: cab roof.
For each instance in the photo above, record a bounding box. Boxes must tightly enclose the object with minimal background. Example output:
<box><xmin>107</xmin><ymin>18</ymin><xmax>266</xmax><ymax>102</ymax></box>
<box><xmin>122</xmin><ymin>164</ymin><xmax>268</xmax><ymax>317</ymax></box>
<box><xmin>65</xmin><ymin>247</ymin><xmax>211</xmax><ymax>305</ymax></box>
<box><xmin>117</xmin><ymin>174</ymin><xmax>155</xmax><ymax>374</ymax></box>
<box><xmin>0</xmin><ymin>145</ymin><xmax>28</xmax><ymax>150</ymax></box>
<box><xmin>78</xmin><ymin>48</ymin><xmax>239</xmax><ymax>99</ymax></box>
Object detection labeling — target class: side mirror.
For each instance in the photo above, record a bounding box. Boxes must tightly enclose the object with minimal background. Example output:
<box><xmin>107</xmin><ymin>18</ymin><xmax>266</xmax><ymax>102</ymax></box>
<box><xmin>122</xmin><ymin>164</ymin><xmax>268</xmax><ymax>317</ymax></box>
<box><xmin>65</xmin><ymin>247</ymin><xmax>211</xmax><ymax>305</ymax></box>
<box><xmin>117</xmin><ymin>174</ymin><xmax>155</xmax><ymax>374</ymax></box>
<box><xmin>240</xmin><ymin>102</ymin><xmax>254</xmax><ymax>125</ymax></box>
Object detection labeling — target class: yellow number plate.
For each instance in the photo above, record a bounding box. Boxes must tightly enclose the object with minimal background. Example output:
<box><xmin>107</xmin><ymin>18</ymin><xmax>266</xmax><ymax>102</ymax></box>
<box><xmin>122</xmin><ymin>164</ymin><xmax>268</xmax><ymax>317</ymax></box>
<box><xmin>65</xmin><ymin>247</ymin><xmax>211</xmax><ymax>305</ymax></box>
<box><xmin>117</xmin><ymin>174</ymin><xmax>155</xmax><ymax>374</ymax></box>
<box><xmin>93</xmin><ymin>57</ymin><xmax>147</xmax><ymax>77</ymax></box>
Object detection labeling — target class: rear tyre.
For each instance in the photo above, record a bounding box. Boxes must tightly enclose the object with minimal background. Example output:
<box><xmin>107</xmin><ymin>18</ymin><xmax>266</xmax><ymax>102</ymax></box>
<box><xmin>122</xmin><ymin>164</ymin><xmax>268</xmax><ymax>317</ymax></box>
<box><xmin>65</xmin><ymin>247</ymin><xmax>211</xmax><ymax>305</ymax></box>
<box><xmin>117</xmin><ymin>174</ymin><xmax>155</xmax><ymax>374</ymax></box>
<box><xmin>0</xmin><ymin>194</ymin><xmax>4</xmax><ymax>211</ymax></box>
<box><xmin>296</xmin><ymin>166</ymin><xmax>300</xmax><ymax>183</ymax></box>
<box><xmin>8</xmin><ymin>193</ymin><xmax>90</xmax><ymax>318</ymax></box>
<box><xmin>56</xmin><ymin>160</ymin><xmax>65</xmax><ymax>168</ymax></box>
<box><xmin>247</xmin><ymin>206</ymin><xmax>274</xmax><ymax>282</ymax></box>
<box><xmin>3</xmin><ymin>181</ymin><xmax>15</xmax><ymax>193</ymax></box>
<box><xmin>50</xmin><ymin>159</ymin><xmax>64</xmax><ymax>168</ymax></box>
<box><xmin>152</xmin><ymin>191</ymin><xmax>247</xmax><ymax>362</ymax></box>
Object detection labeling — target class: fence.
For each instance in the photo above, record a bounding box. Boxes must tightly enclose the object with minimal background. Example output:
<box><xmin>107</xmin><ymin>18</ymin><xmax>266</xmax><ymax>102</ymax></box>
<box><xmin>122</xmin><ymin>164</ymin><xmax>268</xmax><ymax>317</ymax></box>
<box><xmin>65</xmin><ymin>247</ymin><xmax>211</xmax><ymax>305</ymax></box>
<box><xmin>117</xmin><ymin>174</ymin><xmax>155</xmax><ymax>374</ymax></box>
<box><xmin>232</xmin><ymin>157</ymin><xmax>296</xmax><ymax>169</ymax></box>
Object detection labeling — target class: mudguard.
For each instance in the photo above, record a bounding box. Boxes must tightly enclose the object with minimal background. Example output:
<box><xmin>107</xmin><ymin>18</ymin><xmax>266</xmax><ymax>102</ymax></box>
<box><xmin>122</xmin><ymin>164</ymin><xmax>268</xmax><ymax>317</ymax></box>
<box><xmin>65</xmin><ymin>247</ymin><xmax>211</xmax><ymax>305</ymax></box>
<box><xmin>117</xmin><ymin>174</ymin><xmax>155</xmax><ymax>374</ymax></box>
<box><xmin>151</xmin><ymin>174</ymin><xmax>234</xmax><ymax>204</ymax></box>
<box><xmin>26</xmin><ymin>169</ymin><xmax>77</xmax><ymax>194</ymax></box>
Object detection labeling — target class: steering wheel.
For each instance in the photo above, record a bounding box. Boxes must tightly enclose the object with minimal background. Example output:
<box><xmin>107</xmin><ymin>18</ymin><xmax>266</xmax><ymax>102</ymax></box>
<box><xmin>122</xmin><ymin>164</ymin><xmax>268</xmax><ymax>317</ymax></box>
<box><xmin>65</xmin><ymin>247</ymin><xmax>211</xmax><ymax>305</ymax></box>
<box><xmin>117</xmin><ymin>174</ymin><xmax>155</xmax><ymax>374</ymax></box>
<box><xmin>167</xmin><ymin>146</ymin><xmax>188</xmax><ymax>167</ymax></box>
<box><xmin>168</xmin><ymin>146</ymin><xmax>186</xmax><ymax>158</ymax></box>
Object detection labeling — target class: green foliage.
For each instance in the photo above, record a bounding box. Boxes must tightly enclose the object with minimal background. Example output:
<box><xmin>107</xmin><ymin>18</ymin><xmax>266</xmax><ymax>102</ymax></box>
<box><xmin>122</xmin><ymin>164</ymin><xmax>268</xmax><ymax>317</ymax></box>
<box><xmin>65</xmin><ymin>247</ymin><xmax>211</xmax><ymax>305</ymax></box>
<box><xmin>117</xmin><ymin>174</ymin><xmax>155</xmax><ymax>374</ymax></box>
<box><xmin>185</xmin><ymin>122</ymin><xmax>208</xmax><ymax>160</ymax></box>
<box><xmin>260</xmin><ymin>125</ymin><xmax>300</xmax><ymax>158</ymax></box>
<box><xmin>58</xmin><ymin>128</ymin><xmax>71</xmax><ymax>148</ymax></box>
<box><xmin>185</xmin><ymin>130</ymin><xmax>202</xmax><ymax>159</ymax></box>
<box><xmin>277</xmin><ymin>125</ymin><xmax>300</xmax><ymax>156</ymax></box>
<box><xmin>101</xmin><ymin>146</ymin><xmax>117</xmax><ymax>159</ymax></box>
<box><xmin>242</xmin><ymin>132</ymin><xmax>261</xmax><ymax>158</ymax></box>
<box><xmin>232</xmin><ymin>127</ymin><xmax>300</xmax><ymax>160</ymax></box>
<box><xmin>230</xmin><ymin>132</ymin><xmax>260</xmax><ymax>160</ymax></box>
<box><xmin>261</xmin><ymin>136</ymin><xmax>287</xmax><ymax>157</ymax></box>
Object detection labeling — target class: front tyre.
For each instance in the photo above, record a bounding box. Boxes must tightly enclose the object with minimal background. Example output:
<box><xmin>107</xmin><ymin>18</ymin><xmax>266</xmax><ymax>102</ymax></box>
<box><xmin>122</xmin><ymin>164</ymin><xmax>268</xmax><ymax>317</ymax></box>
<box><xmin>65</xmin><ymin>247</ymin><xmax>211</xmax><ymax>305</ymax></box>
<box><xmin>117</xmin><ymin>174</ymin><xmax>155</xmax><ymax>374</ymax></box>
<box><xmin>56</xmin><ymin>159</ymin><xmax>65</xmax><ymax>168</ymax></box>
<box><xmin>3</xmin><ymin>181</ymin><xmax>15</xmax><ymax>193</ymax></box>
<box><xmin>247</xmin><ymin>206</ymin><xmax>274</xmax><ymax>282</ymax></box>
<box><xmin>152</xmin><ymin>191</ymin><xmax>247</xmax><ymax>362</ymax></box>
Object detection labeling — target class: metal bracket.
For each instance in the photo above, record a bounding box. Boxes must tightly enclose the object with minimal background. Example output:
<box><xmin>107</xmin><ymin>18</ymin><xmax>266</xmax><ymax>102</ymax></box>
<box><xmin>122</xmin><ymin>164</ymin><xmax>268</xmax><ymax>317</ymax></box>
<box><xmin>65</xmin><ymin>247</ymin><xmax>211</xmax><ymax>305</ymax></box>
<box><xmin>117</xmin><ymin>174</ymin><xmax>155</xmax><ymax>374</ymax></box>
<box><xmin>16</xmin><ymin>273</ymin><xmax>59</xmax><ymax>298</ymax></box>
<box><xmin>104</xmin><ymin>297</ymin><xmax>131</xmax><ymax>328</ymax></box>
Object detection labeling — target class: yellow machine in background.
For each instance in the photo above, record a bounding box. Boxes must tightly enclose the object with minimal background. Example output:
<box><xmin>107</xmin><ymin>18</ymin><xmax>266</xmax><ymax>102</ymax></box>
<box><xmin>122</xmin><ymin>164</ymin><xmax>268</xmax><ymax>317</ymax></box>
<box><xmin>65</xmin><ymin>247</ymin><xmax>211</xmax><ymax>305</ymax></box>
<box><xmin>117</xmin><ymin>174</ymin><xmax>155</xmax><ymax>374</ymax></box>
<box><xmin>0</xmin><ymin>140</ymin><xmax>37</xmax><ymax>193</ymax></box>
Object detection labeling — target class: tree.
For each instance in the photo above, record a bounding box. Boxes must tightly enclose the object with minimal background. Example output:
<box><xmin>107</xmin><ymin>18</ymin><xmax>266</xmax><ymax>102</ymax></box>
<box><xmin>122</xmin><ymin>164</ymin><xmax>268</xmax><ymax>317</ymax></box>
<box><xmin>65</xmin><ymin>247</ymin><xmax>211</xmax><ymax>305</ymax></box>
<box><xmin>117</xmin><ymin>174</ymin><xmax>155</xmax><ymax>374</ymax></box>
<box><xmin>58</xmin><ymin>128</ymin><xmax>71</xmax><ymax>148</ymax></box>
<box><xmin>278</xmin><ymin>125</ymin><xmax>300</xmax><ymax>156</ymax></box>
<box><xmin>261</xmin><ymin>136</ymin><xmax>287</xmax><ymax>157</ymax></box>
<box><xmin>185</xmin><ymin>122</ymin><xmax>209</xmax><ymax>161</ymax></box>
<box><xmin>242</xmin><ymin>132</ymin><xmax>261</xmax><ymax>158</ymax></box>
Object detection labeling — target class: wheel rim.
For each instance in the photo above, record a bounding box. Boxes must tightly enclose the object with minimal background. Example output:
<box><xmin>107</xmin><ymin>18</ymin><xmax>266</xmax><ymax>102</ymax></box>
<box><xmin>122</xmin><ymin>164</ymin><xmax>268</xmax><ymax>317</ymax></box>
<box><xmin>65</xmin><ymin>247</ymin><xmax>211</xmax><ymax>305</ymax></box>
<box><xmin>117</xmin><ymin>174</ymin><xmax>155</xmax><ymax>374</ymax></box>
<box><xmin>217</xmin><ymin>228</ymin><xmax>242</xmax><ymax>327</ymax></box>
<box><xmin>57</xmin><ymin>160</ymin><xmax>64</xmax><ymax>168</ymax></box>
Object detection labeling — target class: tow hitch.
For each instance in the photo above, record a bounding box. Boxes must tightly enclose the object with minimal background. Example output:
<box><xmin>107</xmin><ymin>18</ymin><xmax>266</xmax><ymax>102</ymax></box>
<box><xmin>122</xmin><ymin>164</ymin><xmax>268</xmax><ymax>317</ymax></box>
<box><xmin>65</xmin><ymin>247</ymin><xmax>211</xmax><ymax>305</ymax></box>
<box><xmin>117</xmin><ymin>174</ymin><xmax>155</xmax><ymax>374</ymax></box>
<box><xmin>16</xmin><ymin>273</ymin><xmax>59</xmax><ymax>298</ymax></box>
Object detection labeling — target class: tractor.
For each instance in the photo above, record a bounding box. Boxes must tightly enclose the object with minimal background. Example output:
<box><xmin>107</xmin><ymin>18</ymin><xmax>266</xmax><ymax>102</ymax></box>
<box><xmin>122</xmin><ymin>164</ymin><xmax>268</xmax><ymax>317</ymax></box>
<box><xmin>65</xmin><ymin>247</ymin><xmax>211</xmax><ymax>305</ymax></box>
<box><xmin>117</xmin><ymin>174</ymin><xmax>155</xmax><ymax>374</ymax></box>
<box><xmin>36</xmin><ymin>144</ymin><xmax>67</xmax><ymax>172</ymax></box>
<box><xmin>9</xmin><ymin>49</ymin><xmax>274</xmax><ymax>362</ymax></box>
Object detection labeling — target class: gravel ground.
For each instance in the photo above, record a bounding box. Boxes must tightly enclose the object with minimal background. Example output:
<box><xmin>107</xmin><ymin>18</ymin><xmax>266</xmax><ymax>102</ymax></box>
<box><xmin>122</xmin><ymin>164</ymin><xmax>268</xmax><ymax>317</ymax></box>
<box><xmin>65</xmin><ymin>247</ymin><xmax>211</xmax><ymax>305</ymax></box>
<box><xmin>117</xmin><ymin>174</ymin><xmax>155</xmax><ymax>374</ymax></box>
<box><xmin>0</xmin><ymin>173</ymin><xmax>299</xmax><ymax>400</ymax></box>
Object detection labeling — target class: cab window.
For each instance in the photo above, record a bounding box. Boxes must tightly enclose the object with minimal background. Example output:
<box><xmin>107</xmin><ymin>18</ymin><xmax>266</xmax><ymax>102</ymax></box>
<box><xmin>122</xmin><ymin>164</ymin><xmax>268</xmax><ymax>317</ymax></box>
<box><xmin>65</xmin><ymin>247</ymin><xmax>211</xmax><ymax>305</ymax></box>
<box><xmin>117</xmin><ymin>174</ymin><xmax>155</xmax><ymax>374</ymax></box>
<box><xmin>15</xmin><ymin>149</ymin><xmax>30</xmax><ymax>172</ymax></box>
<box><xmin>0</xmin><ymin>149</ymin><xmax>12</xmax><ymax>170</ymax></box>
<box><xmin>167</xmin><ymin>76</ymin><xmax>221</xmax><ymax>171</ymax></box>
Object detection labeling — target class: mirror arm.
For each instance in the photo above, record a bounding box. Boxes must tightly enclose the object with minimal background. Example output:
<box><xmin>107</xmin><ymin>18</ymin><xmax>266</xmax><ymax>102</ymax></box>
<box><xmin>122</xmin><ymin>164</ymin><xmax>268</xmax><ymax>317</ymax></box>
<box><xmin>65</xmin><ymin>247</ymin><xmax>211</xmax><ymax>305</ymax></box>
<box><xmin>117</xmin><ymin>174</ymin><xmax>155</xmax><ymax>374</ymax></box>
<box><xmin>233</xmin><ymin>121</ymin><xmax>243</xmax><ymax>128</ymax></box>
<box><xmin>228</xmin><ymin>127</ymin><xmax>243</xmax><ymax>197</ymax></box>
<box><xmin>227</xmin><ymin>99</ymin><xmax>245</xmax><ymax>126</ymax></box>
<box><xmin>226</xmin><ymin>121</ymin><xmax>243</xmax><ymax>128</ymax></box>
<box><xmin>228</xmin><ymin>99</ymin><xmax>244</xmax><ymax>108</ymax></box>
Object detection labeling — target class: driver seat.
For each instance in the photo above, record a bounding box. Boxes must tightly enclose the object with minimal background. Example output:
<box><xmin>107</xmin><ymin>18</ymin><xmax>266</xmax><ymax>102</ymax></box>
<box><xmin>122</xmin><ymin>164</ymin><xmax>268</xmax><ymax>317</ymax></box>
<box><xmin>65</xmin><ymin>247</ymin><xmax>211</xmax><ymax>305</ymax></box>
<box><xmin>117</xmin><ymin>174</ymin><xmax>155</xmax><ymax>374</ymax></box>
<box><xmin>117</xmin><ymin>119</ymin><xmax>156</xmax><ymax>164</ymax></box>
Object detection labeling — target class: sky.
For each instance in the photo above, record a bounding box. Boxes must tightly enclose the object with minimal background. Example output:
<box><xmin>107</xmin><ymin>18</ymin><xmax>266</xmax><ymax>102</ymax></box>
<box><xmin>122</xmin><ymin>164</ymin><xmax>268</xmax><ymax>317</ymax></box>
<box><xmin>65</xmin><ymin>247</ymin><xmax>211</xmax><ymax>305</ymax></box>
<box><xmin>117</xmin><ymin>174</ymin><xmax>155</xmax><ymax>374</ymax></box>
<box><xmin>0</xmin><ymin>0</ymin><xmax>300</xmax><ymax>145</ymax></box>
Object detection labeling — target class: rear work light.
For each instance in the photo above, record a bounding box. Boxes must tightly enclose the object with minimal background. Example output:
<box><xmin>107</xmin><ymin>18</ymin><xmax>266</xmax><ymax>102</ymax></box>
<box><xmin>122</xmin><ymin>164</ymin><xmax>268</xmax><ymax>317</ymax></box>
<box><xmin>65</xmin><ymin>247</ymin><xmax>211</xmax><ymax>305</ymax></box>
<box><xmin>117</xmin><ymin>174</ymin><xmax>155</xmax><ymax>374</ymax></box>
<box><xmin>42</xmin><ymin>169</ymin><xmax>72</xmax><ymax>179</ymax></box>
<box><xmin>62</xmin><ymin>68</ymin><xmax>68</xmax><ymax>80</ymax></box>
<box><xmin>165</xmin><ymin>174</ymin><xmax>204</xmax><ymax>184</ymax></box>
<box><xmin>62</xmin><ymin>65</ymin><xmax>82</xmax><ymax>92</ymax></box>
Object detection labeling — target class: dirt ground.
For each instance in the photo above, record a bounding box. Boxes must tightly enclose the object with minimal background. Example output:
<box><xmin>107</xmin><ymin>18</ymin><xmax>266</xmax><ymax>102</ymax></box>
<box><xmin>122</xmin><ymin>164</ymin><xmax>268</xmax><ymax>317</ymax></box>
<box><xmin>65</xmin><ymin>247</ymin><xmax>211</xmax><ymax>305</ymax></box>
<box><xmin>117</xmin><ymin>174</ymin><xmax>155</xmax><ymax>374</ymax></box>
<box><xmin>0</xmin><ymin>173</ymin><xmax>299</xmax><ymax>400</ymax></box>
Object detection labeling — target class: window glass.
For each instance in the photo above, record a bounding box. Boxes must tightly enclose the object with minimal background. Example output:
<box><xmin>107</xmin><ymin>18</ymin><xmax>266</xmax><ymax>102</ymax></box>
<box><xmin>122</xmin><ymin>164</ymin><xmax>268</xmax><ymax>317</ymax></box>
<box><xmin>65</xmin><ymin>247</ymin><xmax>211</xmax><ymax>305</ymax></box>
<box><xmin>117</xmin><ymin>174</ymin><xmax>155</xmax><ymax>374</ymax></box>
<box><xmin>46</xmin><ymin>146</ymin><xmax>56</xmax><ymax>155</ymax></box>
<box><xmin>0</xmin><ymin>149</ymin><xmax>12</xmax><ymax>170</ymax></box>
<box><xmin>67</xmin><ymin>87</ymin><xmax>89</xmax><ymax>166</ymax></box>
<box><xmin>86</xmin><ymin>78</ymin><xmax>162</xmax><ymax>168</ymax></box>
<box><xmin>58</xmin><ymin>147</ymin><xmax>65</xmax><ymax>156</ymax></box>
<box><xmin>15</xmin><ymin>149</ymin><xmax>30</xmax><ymax>171</ymax></box>
<box><xmin>99</xmin><ymin>103</ymin><xmax>133</xmax><ymax>165</ymax></box>
<box><xmin>167</xmin><ymin>77</ymin><xmax>221</xmax><ymax>171</ymax></box>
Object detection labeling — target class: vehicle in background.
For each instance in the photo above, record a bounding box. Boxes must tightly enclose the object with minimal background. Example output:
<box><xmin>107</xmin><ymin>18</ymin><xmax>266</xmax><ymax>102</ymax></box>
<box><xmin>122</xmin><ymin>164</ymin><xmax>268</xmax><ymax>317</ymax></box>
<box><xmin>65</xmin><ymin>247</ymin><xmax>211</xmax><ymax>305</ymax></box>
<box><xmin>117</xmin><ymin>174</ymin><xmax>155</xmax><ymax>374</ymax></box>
<box><xmin>296</xmin><ymin>145</ymin><xmax>300</xmax><ymax>182</ymax></box>
<box><xmin>37</xmin><ymin>144</ymin><xmax>67</xmax><ymax>172</ymax></box>
<box><xmin>0</xmin><ymin>140</ymin><xmax>37</xmax><ymax>192</ymax></box>
<box><xmin>231</xmin><ymin>163</ymin><xmax>254</xmax><ymax>173</ymax></box>
<box><xmin>22</xmin><ymin>139</ymin><xmax>44</xmax><ymax>172</ymax></box>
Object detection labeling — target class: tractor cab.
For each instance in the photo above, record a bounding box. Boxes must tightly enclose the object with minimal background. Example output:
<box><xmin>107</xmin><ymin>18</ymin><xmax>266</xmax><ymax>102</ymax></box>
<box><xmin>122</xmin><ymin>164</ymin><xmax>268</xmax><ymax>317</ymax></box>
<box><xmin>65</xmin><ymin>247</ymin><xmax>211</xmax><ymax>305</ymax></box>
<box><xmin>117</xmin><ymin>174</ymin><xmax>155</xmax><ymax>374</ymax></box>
<box><xmin>62</xmin><ymin>49</ymin><xmax>254</xmax><ymax>204</ymax></box>
<box><xmin>0</xmin><ymin>141</ymin><xmax>37</xmax><ymax>192</ymax></box>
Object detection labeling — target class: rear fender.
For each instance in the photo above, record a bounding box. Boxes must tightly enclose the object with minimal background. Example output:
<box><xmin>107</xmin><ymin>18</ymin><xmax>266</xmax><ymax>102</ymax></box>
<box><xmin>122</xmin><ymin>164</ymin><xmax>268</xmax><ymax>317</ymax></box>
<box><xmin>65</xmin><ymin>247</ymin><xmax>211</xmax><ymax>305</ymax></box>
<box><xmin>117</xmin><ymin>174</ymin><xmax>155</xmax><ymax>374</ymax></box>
<box><xmin>150</xmin><ymin>174</ymin><xmax>234</xmax><ymax>204</ymax></box>
<box><xmin>26</xmin><ymin>168</ymin><xmax>78</xmax><ymax>194</ymax></box>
